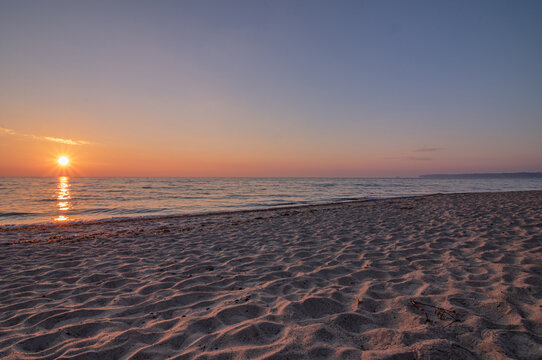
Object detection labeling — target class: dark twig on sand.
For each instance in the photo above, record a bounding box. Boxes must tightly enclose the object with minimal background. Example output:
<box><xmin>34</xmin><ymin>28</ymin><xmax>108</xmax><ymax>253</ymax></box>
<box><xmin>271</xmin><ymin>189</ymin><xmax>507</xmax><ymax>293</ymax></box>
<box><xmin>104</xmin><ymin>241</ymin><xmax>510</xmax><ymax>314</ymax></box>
<box><xmin>410</xmin><ymin>299</ymin><xmax>461</xmax><ymax>326</ymax></box>
<box><xmin>411</xmin><ymin>300</ymin><xmax>431</xmax><ymax>323</ymax></box>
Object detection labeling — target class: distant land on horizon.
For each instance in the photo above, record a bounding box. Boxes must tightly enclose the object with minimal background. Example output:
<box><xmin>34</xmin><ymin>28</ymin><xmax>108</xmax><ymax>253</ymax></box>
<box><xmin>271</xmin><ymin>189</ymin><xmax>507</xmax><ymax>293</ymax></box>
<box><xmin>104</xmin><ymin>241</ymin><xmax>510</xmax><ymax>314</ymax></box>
<box><xmin>419</xmin><ymin>172</ymin><xmax>542</xmax><ymax>179</ymax></box>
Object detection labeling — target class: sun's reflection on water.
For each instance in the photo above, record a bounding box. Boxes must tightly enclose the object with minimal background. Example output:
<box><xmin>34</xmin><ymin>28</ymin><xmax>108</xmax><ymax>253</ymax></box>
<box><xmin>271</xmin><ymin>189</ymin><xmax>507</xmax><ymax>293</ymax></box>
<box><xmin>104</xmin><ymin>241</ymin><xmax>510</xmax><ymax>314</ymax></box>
<box><xmin>54</xmin><ymin>176</ymin><xmax>71</xmax><ymax>222</ymax></box>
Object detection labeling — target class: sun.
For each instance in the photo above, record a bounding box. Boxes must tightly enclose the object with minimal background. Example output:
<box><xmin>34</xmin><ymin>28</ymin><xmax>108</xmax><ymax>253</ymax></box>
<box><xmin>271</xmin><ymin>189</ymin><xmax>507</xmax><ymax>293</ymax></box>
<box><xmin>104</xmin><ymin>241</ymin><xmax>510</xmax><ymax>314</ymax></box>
<box><xmin>57</xmin><ymin>156</ymin><xmax>69</xmax><ymax>166</ymax></box>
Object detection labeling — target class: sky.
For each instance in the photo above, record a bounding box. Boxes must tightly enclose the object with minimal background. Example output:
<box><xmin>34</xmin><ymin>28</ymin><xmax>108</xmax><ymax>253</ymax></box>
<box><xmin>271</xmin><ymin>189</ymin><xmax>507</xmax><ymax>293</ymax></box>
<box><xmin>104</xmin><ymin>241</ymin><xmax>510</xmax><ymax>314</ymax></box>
<box><xmin>1</xmin><ymin>0</ymin><xmax>541</xmax><ymax>177</ymax></box>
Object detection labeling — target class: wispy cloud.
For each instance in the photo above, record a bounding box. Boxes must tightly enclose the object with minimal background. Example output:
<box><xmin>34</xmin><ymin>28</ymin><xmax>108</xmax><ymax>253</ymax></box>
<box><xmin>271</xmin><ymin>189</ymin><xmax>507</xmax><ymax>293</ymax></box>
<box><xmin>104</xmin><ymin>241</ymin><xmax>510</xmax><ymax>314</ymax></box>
<box><xmin>43</xmin><ymin>136</ymin><xmax>93</xmax><ymax>145</ymax></box>
<box><xmin>0</xmin><ymin>127</ymin><xmax>94</xmax><ymax>146</ymax></box>
<box><xmin>407</xmin><ymin>156</ymin><xmax>433</xmax><ymax>161</ymax></box>
<box><xmin>1</xmin><ymin>127</ymin><xmax>16</xmax><ymax>135</ymax></box>
<box><xmin>411</xmin><ymin>147</ymin><xmax>443</xmax><ymax>153</ymax></box>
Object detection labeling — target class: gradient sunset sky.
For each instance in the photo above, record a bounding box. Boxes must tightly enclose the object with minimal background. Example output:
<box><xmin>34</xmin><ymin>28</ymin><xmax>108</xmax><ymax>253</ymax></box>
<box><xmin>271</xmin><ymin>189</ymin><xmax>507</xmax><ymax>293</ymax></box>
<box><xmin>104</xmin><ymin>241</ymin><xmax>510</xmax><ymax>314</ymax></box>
<box><xmin>1</xmin><ymin>0</ymin><xmax>541</xmax><ymax>177</ymax></box>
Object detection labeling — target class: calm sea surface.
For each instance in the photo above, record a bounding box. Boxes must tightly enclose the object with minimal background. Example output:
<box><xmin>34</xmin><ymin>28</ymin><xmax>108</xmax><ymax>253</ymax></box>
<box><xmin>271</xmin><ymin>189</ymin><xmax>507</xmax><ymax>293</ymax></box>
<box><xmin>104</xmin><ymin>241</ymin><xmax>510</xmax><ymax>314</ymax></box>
<box><xmin>1</xmin><ymin>177</ymin><xmax>541</xmax><ymax>226</ymax></box>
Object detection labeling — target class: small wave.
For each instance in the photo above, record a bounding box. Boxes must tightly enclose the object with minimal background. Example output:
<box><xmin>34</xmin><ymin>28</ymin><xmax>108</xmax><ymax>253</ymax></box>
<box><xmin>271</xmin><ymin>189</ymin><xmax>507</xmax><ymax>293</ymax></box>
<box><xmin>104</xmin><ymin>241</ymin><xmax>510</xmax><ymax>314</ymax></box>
<box><xmin>36</xmin><ymin>196</ymin><xmax>93</xmax><ymax>202</ymax></box>
<box><xmin>120</xmin><ymin>208</ymin><xmax>169</xmax><ymax>214</ymax></box>
<box><xmin>316</xmin><ymin>183</ymin><xmax>336</xmax><ymax>188</ymax></box>
<box><xmin>267</xmin><ymin>194</ymin><xmax>295</xmax><ymax>198</ymax></box>
<box><xmin>0</xmin><ymin>211</ymin><xmax>36</xmax><ymax>217</ymax></box>
<box><xmin>73</xmin><ymin>207</ymin><xmax>170</xmax><ymax>215</ymax></box>
<box><xmin>239</xmin><ymin>201</ymin><xmax>301</xmax><ymax>207</ymax></box>
<box><xmin>333</xmin><ymin>197</ymin><xmax>363</xmax><ymax>202</ymax></box>
<box><xmin>74</xmin><ymin>208</ymin><xmax>120</xmax><ymax>215</ymax></box>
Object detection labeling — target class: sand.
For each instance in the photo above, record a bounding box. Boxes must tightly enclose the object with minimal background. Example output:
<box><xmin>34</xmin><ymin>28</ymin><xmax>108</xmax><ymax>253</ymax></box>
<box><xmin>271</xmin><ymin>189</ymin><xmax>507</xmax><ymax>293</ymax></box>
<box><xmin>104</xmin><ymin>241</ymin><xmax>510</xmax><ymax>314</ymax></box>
<box><xmin>0</xmin><ymin>191</ymin><xmax>541</xmax><ymax>360</ymax></box>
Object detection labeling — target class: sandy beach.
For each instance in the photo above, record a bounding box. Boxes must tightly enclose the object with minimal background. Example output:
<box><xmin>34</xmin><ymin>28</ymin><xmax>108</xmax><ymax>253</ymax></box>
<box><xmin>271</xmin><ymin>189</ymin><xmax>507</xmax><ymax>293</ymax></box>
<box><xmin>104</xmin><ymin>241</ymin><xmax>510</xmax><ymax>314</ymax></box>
<box><xmin>0</xmin><ymin>191</ymin><xmax>541</xmax><ymax>359</ymax></box>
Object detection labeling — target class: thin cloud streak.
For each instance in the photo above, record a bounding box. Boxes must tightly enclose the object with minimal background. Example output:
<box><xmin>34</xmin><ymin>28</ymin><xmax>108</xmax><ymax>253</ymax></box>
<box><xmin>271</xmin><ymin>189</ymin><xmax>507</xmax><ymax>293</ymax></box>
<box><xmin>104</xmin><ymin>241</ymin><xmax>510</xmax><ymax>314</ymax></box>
<box><xmin>43</xmin><ymin>136</ymin><xmax>93</xmax><ymax>145</ymax></box>
<box><xmin>411</xmin><ymin>147</ymin><xmax>443</xmax><ymax>153</ymax></box>
<box><xmin>0</xmin><ymin>127</ymin><xmax>94</xmax><ymax>146</ymax></box>
<box><xmin>1</xmin><ymin>127</ymin><xmax>16</xmax><ymax>135</ymax></box>
<box><xmin>408</xmin><ymin>157</ymin><xmax>433</xmax><ymax>161</ymax></box>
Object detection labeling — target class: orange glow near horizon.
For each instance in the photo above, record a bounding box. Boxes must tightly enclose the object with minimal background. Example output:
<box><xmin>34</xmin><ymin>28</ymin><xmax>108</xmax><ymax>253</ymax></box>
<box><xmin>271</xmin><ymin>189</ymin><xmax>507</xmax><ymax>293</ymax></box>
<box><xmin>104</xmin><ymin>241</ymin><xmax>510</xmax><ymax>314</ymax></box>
<box><xmin>0</xmin><ymin>123</ymin><xmax>540</xmax><ymax>177</ymax></box>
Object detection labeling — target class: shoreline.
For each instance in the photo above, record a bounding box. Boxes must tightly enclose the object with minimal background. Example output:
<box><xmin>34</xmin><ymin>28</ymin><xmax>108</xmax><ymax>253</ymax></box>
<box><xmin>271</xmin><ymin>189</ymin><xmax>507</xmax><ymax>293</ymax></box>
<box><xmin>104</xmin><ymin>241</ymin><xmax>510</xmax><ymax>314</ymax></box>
<box><xmin>0</xmin><ymin>190</ymin><xmax>541</xmax><ymax>359</ymax></box>
<box><xmin>0</xmin><ymin>193</ymin><xmax>407</xmax><ymax>232</ymax></box>
<box><xmin>2</xmin><ymin>189</ymin><xmax>540</xmax><ymax>233</ymax></box>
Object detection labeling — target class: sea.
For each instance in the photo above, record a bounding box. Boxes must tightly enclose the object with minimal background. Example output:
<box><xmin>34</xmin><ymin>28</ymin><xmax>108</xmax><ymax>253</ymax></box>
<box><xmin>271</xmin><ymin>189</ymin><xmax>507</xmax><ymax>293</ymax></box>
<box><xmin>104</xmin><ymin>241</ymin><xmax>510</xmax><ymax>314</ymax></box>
<box><xmin>1</xmin><ymin>177</ymin><xmax>541</xmax><ymax>226</ymax></box>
